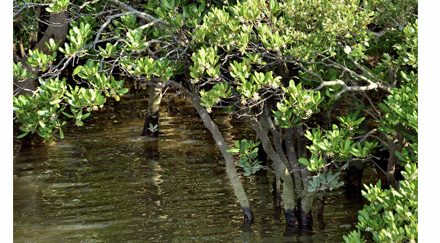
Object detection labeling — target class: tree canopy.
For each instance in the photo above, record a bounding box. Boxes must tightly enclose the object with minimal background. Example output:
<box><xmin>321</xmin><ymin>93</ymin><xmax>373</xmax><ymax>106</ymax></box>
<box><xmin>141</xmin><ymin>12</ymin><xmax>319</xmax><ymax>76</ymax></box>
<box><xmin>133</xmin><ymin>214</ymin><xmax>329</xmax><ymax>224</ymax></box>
<box><xmin>13</xmin><ymin>0</ymin><xmax>418</xmax><ymax>241</ymax></box>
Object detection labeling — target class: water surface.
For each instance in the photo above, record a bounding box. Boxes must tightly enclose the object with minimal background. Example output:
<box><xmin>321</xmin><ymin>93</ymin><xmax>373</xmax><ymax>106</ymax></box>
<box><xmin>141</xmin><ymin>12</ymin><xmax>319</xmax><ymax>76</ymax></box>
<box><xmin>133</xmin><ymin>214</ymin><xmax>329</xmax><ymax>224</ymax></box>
<box><xmin>14</xmin><ymin>95</ymin><xmax>363</xmax><ymax>242</ymax></box>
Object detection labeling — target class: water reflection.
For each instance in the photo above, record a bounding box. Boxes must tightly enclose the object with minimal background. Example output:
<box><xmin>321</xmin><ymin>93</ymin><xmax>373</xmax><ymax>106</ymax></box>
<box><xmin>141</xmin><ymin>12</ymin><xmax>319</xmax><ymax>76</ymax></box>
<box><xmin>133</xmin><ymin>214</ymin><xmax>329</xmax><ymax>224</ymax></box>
<box><xmin>14</xmin><ymin>95</ymin><xmax>363</xmax><ymax>242</ymax></box>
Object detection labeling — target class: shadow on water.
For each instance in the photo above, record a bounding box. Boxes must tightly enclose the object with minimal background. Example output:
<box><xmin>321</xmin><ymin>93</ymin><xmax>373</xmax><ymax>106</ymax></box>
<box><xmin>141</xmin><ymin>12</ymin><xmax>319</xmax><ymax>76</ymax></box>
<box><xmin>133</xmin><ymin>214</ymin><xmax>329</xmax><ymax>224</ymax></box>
<box><xmin>14</xmin><ymin>94</ymin><xmax>363</xmax><ymax>242</ymax></box>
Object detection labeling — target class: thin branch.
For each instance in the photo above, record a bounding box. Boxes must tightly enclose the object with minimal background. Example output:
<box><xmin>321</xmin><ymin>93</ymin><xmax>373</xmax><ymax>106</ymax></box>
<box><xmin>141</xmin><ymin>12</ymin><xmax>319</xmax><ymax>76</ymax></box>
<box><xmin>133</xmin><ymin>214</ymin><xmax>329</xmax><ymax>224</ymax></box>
<box><xmin>353</xmin><ymin>129</ymin><xmax>377</xmax><ymax>143</ymax></box>
<box><xmin>93</xmin><ymin>12</ymin><xmax>130</xmax><ymax>48</ymax></box>
<box><xmin>109</xmin><ymin>0</ymin><xmax>167</xmax><ymax>26</ymax></box>
<box><xmin>314</xmin><ymin>78</ymin><xmax>389</xmax><ymax>98</ymax></box>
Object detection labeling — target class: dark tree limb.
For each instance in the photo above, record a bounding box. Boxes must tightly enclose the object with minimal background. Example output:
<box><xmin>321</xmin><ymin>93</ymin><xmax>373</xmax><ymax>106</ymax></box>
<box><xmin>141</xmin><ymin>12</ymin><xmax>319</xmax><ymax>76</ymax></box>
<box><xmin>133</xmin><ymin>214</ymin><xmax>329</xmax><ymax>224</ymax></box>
<box><xmin>387</xmin><ymin>133</ymin><xmax>404</xmax><ymax>189</ymax></box>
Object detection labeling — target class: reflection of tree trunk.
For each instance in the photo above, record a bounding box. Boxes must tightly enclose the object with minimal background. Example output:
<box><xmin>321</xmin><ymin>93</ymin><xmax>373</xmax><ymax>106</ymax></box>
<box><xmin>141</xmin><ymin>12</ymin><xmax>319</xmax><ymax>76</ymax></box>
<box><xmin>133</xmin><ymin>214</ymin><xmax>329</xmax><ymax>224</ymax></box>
<box><xmin>255</xmin><ymin>170</ymin><xmax>271</xmax><ymax>209</ymax></box>
<box><xmin>142</xmin><ymin>85</ymin><xmax>163</xmax><ymax>137</ymax></box>
<box><xmin>189</xmin><ymin>94</ymin><xmax>253</xmax><ymax>223</ymax></box>
<box><xmin>315</xmin><ymin>193</ymin><xmax>326</xmax><ymax>230</ymax></box>
<box><xmin>143</xmin><ymin>140</ymin><xmax>159</xmax><ymax>160</ymax></box>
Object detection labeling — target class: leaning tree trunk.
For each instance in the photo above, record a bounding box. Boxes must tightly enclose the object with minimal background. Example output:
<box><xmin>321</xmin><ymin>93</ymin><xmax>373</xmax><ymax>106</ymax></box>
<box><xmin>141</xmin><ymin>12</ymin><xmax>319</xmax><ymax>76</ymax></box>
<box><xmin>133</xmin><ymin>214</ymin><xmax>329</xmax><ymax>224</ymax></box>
<box><xmin>142</xmin><ymin>84</ymin><xmax>163</xmax><ymax>136</ymax></box>
<box><xmin>166</xmin><ymin>81</ymin><xmax>253</xmax><ymax>223</ymax></box>
<box><xmin>190</xmin><ymin>95</ymin><xmax>253</xmax><ymax>223</ymax></box>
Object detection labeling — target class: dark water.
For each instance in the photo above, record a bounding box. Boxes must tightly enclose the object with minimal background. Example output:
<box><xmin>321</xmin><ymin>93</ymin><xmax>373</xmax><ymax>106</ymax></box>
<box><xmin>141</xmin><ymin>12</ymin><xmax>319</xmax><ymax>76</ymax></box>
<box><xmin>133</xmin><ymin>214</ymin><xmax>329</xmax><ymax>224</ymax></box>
<box><xmin>14</xmin><ymin>95</ymin><xmax>363</xmax><ymax>242</ymax></box>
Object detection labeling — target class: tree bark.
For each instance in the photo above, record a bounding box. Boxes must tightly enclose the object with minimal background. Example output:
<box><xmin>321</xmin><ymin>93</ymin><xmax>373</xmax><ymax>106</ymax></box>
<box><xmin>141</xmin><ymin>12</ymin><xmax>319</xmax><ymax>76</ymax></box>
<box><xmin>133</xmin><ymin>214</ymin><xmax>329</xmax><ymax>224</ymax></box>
<box><xmin>34</xmin><ymin>11</ymin><xmax>69</xmax><ymax>53</ymax></box>
<box><xmin>165</xmin><ymin>80</ymin><xmax>253</xmax><ymax>222</ymax></box>
<box><xmin>293</xmin><ymin>126</ymin><xmax>314</xmax><ymax>229</ymax></box>
<box><xmin>184</xmin><ymin>93</ymin><xmax>252</xmax><ymax>223</ymax></box>
<box><xmin>315</xmin><ymin>193</ymin><xmax>326</xmax><ymax>230</ymax></box>
<box><xmin>285</xmin><ymin>127</ymin><xmax>303</xmax><ymax>192</ymax></box>
<box><xmin>15</xmin><ymin>11</ymin><xmax>69</xmax><ymax>95</ymax></box>
<box><xmin>387</xmin><ymin>133</ymin><xmax>404</xmax><ymax>189</ymax></box>
<box><xmin>299</xmin><ymin>193</ymin><xmax>314</xmax><ymax>229</ymax></box>
<box><xmin>272</xmin><ymin>174</ymin><xmax>282</xmax><ymax>208</ymax></box>
<box><xmin>249</xmin><ymin>117</ymin><xmax>297</xmax><ymax>226</ymax></box>
<box><xmin>142</xmin><ymin>84</ymin><xmax>163</xmax><ymax>136</ymax></box>
<box><xmin>281</xmin><ymin>167</ymin><xmax>296</xmax><ymax>227</ymax></box>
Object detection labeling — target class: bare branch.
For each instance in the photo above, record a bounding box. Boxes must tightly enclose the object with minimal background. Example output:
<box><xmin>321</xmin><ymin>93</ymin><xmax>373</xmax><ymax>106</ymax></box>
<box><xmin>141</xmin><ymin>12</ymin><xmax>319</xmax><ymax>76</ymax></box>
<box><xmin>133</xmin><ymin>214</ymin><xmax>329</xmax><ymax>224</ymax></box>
<box><xmin>353</xmin><ymin>129</ymin><xmax>378</xmax><ymax>143</ymax></box>
<box><xmin>109</xmin><ymin>0</ymin><xmax>167</xmax><ymax>26</ymax></box>
<box><xmin>93</xmin><ymin>12</ymin><xmax>130</xmax><ymax>48</ymax></box>
<box><xmin>369</xmin><ymin>29</ymin><xmax>387</xmax><ymax>38</ymax></box>
<box><xmin>314</xmin><ymin>80</ymin><xmax>347</xmax><ymax>91</ymax></box>
<box><xmin>314</xmin><ymin>78</ymin><xmax>390</xmax><ymax>98</ymax></box>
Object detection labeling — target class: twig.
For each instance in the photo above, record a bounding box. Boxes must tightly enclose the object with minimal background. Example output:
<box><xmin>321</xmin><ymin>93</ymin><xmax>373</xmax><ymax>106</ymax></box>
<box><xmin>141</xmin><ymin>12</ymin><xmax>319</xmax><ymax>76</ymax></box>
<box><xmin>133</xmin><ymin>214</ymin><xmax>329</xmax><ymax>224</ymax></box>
<box><xmin>314</xmin><ymin>79</ymin><xmax>389</xmax><ymax>98</ymax></box>
<box><xmin>93</xmin><ymin>12</ymin><xmax>131</xmax><ymax>48</ymax></box>
<box><xmin>109</xmin><ymin>0</ymin><xmax>167</xmax><ymax>26</ymax></box>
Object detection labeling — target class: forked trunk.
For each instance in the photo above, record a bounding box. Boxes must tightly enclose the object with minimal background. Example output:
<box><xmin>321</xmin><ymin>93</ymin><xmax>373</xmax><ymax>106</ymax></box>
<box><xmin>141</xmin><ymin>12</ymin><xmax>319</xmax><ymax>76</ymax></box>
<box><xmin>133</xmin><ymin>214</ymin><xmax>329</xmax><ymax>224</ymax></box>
<box><xmin>250</xmin><ymin>117</ymin><xmax>298</xmax><ymax>227</ymax></box>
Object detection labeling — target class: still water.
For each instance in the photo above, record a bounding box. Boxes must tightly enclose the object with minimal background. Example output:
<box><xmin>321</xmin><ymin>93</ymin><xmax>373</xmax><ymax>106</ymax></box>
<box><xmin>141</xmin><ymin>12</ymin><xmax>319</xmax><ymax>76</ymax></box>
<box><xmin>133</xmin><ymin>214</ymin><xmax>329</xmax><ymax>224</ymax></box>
<box><xmin>14</xmin><ymin>95</ymin><xmax>363</xmax><ymax>242</ymax></box>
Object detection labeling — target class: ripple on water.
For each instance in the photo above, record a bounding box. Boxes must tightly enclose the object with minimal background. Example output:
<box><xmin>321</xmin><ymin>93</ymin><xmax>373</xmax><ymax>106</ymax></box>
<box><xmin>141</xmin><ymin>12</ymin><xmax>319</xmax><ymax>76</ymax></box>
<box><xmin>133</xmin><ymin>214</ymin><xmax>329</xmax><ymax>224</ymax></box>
<box><xmin>14</xmin><ymin>96</ymin><xmax>363</xmax><ymax>242</ymax></box>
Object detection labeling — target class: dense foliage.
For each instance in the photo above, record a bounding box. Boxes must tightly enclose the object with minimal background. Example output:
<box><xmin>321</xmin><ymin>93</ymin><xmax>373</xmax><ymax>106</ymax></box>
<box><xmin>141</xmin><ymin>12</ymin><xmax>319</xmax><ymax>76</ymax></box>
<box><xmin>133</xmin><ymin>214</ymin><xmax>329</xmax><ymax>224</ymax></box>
<box><xmin>13</xmin><ymin>0</ymin><xmax>417</xmax><ymax>241</ymax></box>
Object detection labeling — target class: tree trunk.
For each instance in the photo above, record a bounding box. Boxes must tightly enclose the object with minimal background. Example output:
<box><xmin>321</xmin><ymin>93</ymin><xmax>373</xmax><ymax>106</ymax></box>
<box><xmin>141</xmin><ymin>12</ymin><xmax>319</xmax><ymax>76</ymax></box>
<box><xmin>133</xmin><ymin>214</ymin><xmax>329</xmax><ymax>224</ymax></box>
<box><xmin>299</xmin><ymin>193</ymin><xmax>314</xmax><ymax>229</ymax></box>
<box><xmin>294</xmin><ymin>126</ymin><xmax>314</xmax><ymax>229</ymax></box>
<box><xmin>142</xmin><ymin>84</ymin><xmax>163</xmax><ymax>136</ymax></box>
<box><xmin>285</xmin><ymin>128</ymin><xmax>303</xmax><ymax>192</ymax></box>
<box><xmin>15</xmin><ymin>11</ymin><xmax>69</xmax><ymax>95</ymax></box>
<box><xmin>250</xmin><ymin>117</ymin><xmax>297</xmax><ymax>227</ymax></box>
<box><xmin>190</xmin><ymin>94</ymin><xmax>253</xmax><ymax>223</ymax></box>
<box><xmin>345</xmin><ymin>160</ymin><xmax>364</xmax><ymax>194</ymax></box>
<box><xmin>272</xmin><ymin>174</ymin><xmax>282</xmax><ymax>208</ymax></box>
<box><xmin>282</xmin><ymin>167</ymin><xmax>296</xmax><ymax>227</ymax></box>
<box><xmin>387</xmin><ymin>133</ymin><xmax>404</xmax><ymax>189</ymax></box>
<box><xmin>34</xmin><ymin>11</ymin><xmax>69</xmax><ymax>53</ymax></box>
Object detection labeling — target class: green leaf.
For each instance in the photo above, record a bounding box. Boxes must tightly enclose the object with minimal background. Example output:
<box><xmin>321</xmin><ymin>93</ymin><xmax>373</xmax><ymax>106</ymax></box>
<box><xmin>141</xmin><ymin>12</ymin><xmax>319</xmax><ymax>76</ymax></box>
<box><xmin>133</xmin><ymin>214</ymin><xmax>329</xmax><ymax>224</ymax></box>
<box><xmin>344</xmin><ymin>45</ymin><xmax>352</xmax><ymax>54</ymax></box>
<box><xmin>17</xmin><ymin>132</ymin><xmax>29</xmax><ymax>138</ymax></box>
<box><xmin>50</xmin><ymin>99</ymin><xmax>62</xmax><ymax>105</ymax></box>
<box><xmin>298</xmin><ymin>158</ymin><xmax>309</xmax><ymax>166</ymax></box>
<box><xmin>82</xmin><ymin>112</ymin><xmax>91</xmax><ymax>119</ymax></box>
<box><xmin>118</xmin><ymin>88</ymin><xmax>129</xmax><ymax>95</ymax></box>
<box><xmin>59</xmin><ymin>127</ymin><xmax>64</xmax><ymax>139</ymax></box>
<box><xmin>38</xmin><ymin>121</ymin><xmax>46</xmax><ymax>128</ymax></box>
<box><xmin>227</xmin><ymin>148</ymin><xmax>240</xmax><ymax>154</ymax></box>
<box><xmin>37</xmin><ymin>110</ymin><xmax>48</xmax><ymax>116</ymax></box>
<box><xmin>73</xmin><ymin>66</ymin><xmax>83</xmax><ymax>76</ymax></box>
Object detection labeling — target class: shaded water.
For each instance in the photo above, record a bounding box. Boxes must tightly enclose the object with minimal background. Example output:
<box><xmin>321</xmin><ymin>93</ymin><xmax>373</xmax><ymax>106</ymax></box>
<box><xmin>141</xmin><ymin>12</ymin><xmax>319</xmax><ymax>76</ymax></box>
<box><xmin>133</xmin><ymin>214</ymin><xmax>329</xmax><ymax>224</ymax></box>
<box><xmin>14</xmin><ymin>95</ymin><xmax>363</xmax><ymax>242</ymax></box>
